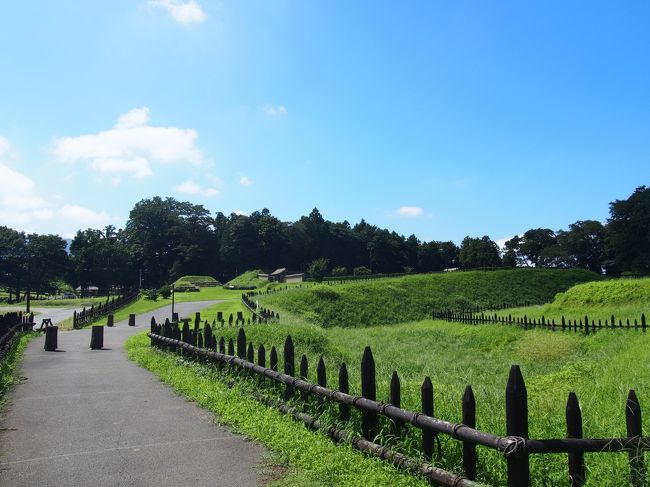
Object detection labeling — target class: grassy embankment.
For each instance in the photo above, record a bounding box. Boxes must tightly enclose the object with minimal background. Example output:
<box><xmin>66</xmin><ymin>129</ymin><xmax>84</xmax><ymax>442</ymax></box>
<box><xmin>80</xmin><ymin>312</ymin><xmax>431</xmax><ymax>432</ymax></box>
<box><xmin>207</xmin><ymin>271</ymin><xmax>646</xmax><ymax>485</ymax></box>
<box><xmin>135</xmin><ymin>268</ymin><xmax>646</xmax><ymax>485</ymax></box>
<box><xmin>502</xmin><ymin>277</ymin><xmax>650</xmax><ymax>323</ymax></box>
<box><xmin>261</xmin><ymin>268</ymin><xmax>600</xmax><ymax>328</ymax></box>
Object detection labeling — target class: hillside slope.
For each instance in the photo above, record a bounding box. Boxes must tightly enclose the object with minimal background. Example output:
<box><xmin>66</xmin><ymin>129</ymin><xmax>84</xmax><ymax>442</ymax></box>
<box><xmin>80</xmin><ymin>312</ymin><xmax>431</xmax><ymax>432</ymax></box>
<box><xmin>262</xmin><ymin>268</ymin><xmax>599</xmax><ymax>327</ymax></box>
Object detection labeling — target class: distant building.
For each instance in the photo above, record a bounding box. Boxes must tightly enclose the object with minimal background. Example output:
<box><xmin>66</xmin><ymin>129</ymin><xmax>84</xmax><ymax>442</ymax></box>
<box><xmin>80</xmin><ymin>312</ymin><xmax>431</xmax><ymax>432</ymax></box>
<box><xmin>75</xmin><ymin>285</ymin><xmax>99</xmax><ymax>296</ymax></box>
<box><xmin>258</xmin><ymin>268</ymin><xmax>304</xmax><ymax>283</ymax></box>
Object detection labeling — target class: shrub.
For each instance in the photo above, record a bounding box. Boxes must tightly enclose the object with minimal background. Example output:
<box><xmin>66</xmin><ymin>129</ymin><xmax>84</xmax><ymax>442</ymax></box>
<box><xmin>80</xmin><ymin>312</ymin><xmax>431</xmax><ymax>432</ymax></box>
<box><xmin>158</xmin><ymin>285</ymin><xmax>172</xmax><ymax>299</ymax></box>
<box><xmin>143</xmin><ymin>288</ymin><xmax>158</xmax><ymax>301</ymax></box>
<box><xmin>331</xmin><ymin>266</ymin><xmax>347</xmax><ymax>277</ymax></box>
<box><xmin>308</xmin><ymin>258</ymin><xmax>329</xmax><ymax>283</ymax></box>
<box><xmin>353</xmin><ymin>266</ymin><xmax>372</xmax><ymax>276</ymax></box>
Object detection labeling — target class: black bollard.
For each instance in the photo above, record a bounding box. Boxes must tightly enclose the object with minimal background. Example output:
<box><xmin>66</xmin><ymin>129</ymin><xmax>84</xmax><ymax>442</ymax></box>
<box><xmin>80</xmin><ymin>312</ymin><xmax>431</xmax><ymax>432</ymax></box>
<box><xmin>44</xmin><ymin>326</ymin><xmax>58</xmax><ymax>351</ymax></box>
<box><xmin>107</xmin><ymin>314</ymin><xmax>114</xmax><ymax>327</ymax></box>
<box><xmin>90</xmin><ymin>325</ymin><xmax>104</xmax><ymax>350</ymax></box>
<box><xmin>128</xmin><ymin>314</ymin><xmax>136</xmax><ymax>327</ymax></box>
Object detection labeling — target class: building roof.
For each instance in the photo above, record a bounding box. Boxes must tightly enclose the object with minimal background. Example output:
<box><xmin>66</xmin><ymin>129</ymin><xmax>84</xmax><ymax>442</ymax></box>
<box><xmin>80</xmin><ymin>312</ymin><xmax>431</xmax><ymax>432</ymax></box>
<box><xmin>270</xmin><ymin>268</ymin><xmax>287</xmax><ymax>276</ymax></box>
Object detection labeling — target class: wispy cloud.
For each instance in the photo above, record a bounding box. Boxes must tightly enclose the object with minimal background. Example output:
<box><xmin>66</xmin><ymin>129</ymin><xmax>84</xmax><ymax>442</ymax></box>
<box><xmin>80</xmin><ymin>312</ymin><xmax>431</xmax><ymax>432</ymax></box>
<box><xmin>393</xmin><ymin>206</ymin><xmax>424</xmax><ymax>218</ymax></box>
<box><xmin>264</xmin><ymin>105</ymin><xmax>288</xmax><ymax>117</ymax></box>
<box><xmin>0</xmin><ymin>136</ymin><xmax>115</xmax><ymax>234</ymax></box>
<box><xmin>52</xmin><ymin>107</ymin><xmax>202</xmax><ymax>180</ymax></box>
<box><xmin>233</xmin><ymin>209</ymin><xmax>247</xmax><ymax>216</ymax></box>
<box><xmin>151</xmin><ymin>0</ymin><xmax>206</xmax><ymax>25</ymax></box>
<box><xmin>174</xmin><ymin>179</ymin><xmax>219</xmax><ymax>197</ymax></box>
<box><xmin>239</xmin><ymin>175</ymin><xmax>253</xmax><ymax>186</ymax></box>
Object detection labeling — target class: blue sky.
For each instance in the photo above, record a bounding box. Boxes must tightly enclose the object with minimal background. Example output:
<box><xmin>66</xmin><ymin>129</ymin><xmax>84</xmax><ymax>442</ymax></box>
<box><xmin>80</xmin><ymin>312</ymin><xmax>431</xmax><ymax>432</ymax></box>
<box><xmin>0</xmin><ymin>1</ymin><xmax>648</xmax><ymax>243</ymax></box>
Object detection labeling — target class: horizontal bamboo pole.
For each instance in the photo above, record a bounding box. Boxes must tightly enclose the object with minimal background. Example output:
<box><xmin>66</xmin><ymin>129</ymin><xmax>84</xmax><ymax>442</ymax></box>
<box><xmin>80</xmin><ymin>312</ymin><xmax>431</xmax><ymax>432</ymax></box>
<box><xmin>254</xmin><ymin>392</ymin><xmax>484</xmax><ymax>487</ymax></box>
<box><xmin>526</xmin><ymin>437</ymin><xmax>650</xmax><ymax>454</ymax></box>
<box><xmin>150</xmin><ymin>333</ymin><xmax>517</xmax><ymax>454</ymax></box>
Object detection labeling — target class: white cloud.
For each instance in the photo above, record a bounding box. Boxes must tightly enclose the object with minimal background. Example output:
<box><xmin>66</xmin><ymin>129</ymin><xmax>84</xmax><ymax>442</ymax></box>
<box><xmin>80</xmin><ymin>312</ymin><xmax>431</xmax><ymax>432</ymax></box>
<box><xmin>239</xmin><ymin>175</ymin><xmax>253</xmax><ymax>186</ymax></box>
<box><xmin>0</xmin><ymin>163</ymin><xmax>46</xmax><ymax>210</ymax></box>
<box><xmin>115</xmin><ymin>107</ymin><xmax>150</xmax><ymax>129</ymax></box>
<box><xmin>174</xmin><ymin>179</ymin><xmax>219</xmax><ymax>197</ymax></box>
<box><xmin>91</xmin><ymin>157</ymin><xmax>153</xmax><ymax>179</ymax></box>
<box><xmin>59</xmin><ymin>205</ymin><xmax>111</xmax><ymax>226</ymax></box>
<box><xmin>151</xmin><ymin>0</ymin><xmax>206</xmax><ymax>25</ymax></box>
<box><xmin>0</xmin><ymin>136</ymin><xmax>115</xmax><ymax>234</ymax></box>
<box><xmin>52</xmin><ymin>106</ymin><xmax>202</xmax><ymax>179</ymax></box>
<box><xmin>264</xmin><ymin>105</ymin><xmax>288</xmax><ymax>117</ymax></box>
<box><xmin>233</xmin><ymin>209</ymin><xmax>247</xmax><ymax>216</ymax></box>
<box><xmin>394</xmin><ymin>206</ymin><xmax>424</xmax><ymax>218</ymax></box>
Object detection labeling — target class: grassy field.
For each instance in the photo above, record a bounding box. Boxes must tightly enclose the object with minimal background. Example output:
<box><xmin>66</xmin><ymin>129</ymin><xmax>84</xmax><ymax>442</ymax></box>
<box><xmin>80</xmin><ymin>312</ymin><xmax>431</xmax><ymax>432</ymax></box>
<box><xmin>225</xmin><ymin>269</ymin><xmax>265</xmax><ymax>288</ymax></box>
<box><xmin>262</xmin><ymin>269</ymin><xmax>600</xmax><ymax>328</ymax></box>
<box><xmin>0</xmin><ymin>296</ymin><xmax>108</xmax><ymax>310</ymax></box>
<box><xmin>501</xmin><ymin>277</ymin><xmax>650</xmax><ymax>323</ymax></box>
<box><xmin>204</xmin><ymin>310</ymin><xmax>650</xmax><ymax>486</ymax></box>
<box><xmin>129</xmin><ymin>270</ymin><xmax>650</xmax><ymax>485</ymax></box>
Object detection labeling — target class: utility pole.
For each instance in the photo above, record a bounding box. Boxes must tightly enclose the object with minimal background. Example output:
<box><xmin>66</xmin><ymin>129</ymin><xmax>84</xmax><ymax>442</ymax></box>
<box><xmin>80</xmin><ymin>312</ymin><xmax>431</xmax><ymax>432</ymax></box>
<box><xmin>171</xmin><ymin>284</ymin><xmax>175</xmax><ymax>319</ymax></box>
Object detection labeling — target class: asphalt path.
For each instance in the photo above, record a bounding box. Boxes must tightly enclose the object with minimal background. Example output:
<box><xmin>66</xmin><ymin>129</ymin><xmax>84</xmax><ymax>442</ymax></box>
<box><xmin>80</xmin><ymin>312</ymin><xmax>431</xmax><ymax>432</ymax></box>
<box><xmin>0</xmin><ymin>301</ymin><xmax>265</xmax><ymax>486</ymax></box>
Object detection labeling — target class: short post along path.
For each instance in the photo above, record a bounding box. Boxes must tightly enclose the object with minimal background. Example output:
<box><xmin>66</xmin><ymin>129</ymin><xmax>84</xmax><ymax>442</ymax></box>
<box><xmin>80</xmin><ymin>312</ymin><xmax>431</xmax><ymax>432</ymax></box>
<box><xmin>0</xmin><ymin>301</ymin><xmax>265</xmax><ymax>487</ymax></box>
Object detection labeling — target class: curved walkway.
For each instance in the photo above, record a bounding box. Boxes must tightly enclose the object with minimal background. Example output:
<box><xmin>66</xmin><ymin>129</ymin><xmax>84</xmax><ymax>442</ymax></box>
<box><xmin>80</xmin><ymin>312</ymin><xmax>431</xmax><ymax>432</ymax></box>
<box><xmin>0</xmin><ymin>301</ymin><xmax>265</xmax><ymax>487</ymax></box>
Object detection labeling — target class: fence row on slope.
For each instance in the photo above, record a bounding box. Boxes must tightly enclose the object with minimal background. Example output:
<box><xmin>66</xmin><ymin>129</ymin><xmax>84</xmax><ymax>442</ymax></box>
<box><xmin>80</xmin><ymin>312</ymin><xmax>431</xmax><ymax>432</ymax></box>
<box><xmin>148</xmin><ymin>318</ymin><xmax>650</xmax><ymax>487</ymax></box>
<box><xmin>433</xmin><ymin>310</ymin><xmax>648</xmax><ymax>334</ymax></box>
<box><xmin>72</xmin><ymin>290</ymin><xmax>139</xmax><ymax>329</ymax></box>
<box><xmin>241</xmin><ymin>293</ymin><xmax>280</xmax><ymax>321</ymax></box>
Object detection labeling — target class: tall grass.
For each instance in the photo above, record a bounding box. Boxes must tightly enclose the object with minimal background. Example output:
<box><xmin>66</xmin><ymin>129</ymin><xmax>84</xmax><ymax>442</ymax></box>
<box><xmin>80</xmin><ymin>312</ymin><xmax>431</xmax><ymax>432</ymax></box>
<box><xmin>205</xmin><ymin>310</ymin><xmax>650</xmax><ymax>486</ymax></box>
<box><xmin>263</xmin><ymin>269</ymin><xmax>599</xmax><ymax>328</ymax></box>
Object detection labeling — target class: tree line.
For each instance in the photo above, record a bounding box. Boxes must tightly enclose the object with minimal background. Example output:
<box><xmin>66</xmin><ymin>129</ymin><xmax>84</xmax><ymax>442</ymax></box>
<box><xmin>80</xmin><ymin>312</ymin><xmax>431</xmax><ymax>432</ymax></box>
<box><xmin>1</xmin><ymin>186</ymin><xmax>648</xmax><ymax>300</ymax></box>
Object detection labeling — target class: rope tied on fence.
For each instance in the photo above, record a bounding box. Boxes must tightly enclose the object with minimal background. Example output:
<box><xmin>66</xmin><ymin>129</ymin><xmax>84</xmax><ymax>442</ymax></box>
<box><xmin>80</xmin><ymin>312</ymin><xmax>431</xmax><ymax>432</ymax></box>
<box><xmin>502</xmin><ymin>436</ymin><xmax>527</xmax><ymax>457</ymax></box>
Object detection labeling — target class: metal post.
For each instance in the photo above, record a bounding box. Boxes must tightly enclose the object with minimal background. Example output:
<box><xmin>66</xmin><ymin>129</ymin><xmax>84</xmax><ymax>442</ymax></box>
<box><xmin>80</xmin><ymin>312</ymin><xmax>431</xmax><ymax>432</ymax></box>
<box><xmin>171</xmin><ymin>284</ymin><xmax>175</xmax><ymax>319</ymax></box>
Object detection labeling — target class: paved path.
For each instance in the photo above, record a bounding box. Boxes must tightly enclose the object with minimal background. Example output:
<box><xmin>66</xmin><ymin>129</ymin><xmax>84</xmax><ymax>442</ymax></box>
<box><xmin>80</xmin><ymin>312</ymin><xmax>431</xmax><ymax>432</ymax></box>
<box><xmin>0</xmin><ymin>302</ymin><xmax>265</xmax><ymax>487</ymax></box>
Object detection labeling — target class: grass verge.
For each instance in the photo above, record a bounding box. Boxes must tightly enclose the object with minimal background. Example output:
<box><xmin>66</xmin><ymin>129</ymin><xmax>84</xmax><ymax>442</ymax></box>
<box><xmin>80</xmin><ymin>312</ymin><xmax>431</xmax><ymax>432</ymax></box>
<box><xmin>0</xmin><ymin>332</ymin><xmax>38</xmax><ymax>404</ymax></box>
<box><xmin>125</xmin><ymin>332</ymin><xmax>432</xmax><ymax>487</ymax></box>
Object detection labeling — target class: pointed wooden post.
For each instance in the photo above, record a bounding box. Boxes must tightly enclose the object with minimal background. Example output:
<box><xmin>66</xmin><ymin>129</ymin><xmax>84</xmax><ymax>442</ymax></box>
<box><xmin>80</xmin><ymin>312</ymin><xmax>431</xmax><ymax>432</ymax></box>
<box><xmin>339</xmin><ymin>363</ymin><xmax>350</xmax><ymax>421</ymax></box>
<box><xmin>270</xmin><ymin>346</ymin><xmax>278</xmax><ymax>371</ymax></box>
<box><xmin>284</xmin><ymin>335</ymin><xmax>295</xmax><ymax>399</ymax></box>
<box><xmin>317</xmin><ymin>356</ymin><xmax>326</xmax><ymax>405</ymax></box>
<box><xmin>237</xmin><ymin>328</ymin><xmax>246</xmax><ymax>358</ymax></box>
<box><xmin>506</xmin><ymin>365</ymin><xmax>529</xmax><ymax>487</ymax></box>
<box><xmin>247</xmin><ymin>342</ymin><xmax>254</xmax><ymax>362</ymax></box>
<box><xmin>300</xmin><ymin>354</ymin><xmax>309</xmax><ymax>402</ymax></box>
<box><xmin>228</xmin><ymin>337</ymin><xmax>234</xmax><ymax>356</ymax></box>
<box><xmin>390</xmin><ymin>370</ymin><xmax>402</xmax><ymax>435</ymax></box>
<box><xmin>626</xmin><ymin>390</ymin><xmax>646</xmax><ymax>487</ymax></box>
<box><xmin>462</xmin><ymin>385</ymin><xmax>477</xmax><ymax>480</ymax></box>
<box><xmin>361</xmin><ymin>346</ymin><xmax>377</xmax><ymax>440</ymax></box>
<box><xmin>421</xmin><ymin>376</ymin><xmax>434</xmax><ymax>460</ymax></box>
<box><xmin>566</xmin><ymin>392</ymin><xmax>585</xmax><ymax>487</ymax></box>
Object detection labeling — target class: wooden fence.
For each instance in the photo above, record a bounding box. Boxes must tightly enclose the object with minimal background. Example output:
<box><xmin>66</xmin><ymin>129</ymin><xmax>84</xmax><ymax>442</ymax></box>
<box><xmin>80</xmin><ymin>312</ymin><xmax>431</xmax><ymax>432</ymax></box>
<box><xmin>433</xmin><ymin>310</ymin><xmax>648</xmax><ymax>334</ymax></box>
<box><xmin>148</xmin><ymin>319</ymin><xmax>650</xmax><ymax>486</ymax></box>
<box><xmin>0</xmin><ymin>311</ymin><xmax>34</xmax><ymax>362</ymax></box>
<box><xmin>72</xmin><ymin>290</ymin><xmax>139</xmax><ymax>329</ymax></box>
<box><xmin>241</xmin><ymin>293</ymin><xmax>279</xmax><ymax>321</ymax></box>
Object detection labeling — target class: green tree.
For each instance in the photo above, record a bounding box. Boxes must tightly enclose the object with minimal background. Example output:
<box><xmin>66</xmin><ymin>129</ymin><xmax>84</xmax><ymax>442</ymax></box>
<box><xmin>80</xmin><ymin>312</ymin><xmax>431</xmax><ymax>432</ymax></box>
<box><xmin>459</xmin><ymin>236</ymin><xmax>502</xmax><ymax>269</ymax></box>
<box><xmin>557</xmin><ymin>220</ymin><xmax>606</xmax><ymax>273</ymax></box>
<box><xmin>607</xmin><ymin>186</ymin><xmax>650</xmax><ymax>275</ymax></box>
<box><xmin>0</xmin><ymin>226</ymin><xmax>27</xmax><ymax>301</ymax></box>
<box><xmin>308</xmin><ymin>258</ymin><xmax>329</xmax><ymax>282</ymax></box>
<box><xmin>25</xmin><ymin>233</ymin><xmax>69</xmax><ymax>298</ymax></box>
